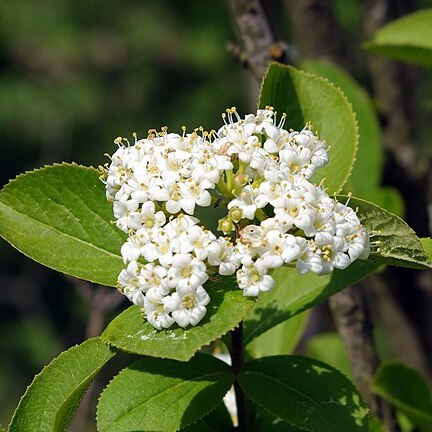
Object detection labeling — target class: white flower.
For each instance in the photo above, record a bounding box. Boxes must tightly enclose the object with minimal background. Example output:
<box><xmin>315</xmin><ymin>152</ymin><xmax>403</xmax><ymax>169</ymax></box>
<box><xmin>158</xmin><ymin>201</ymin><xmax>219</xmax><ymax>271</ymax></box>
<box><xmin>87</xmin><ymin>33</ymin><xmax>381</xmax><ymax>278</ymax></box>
<box><xmin>164</xmin><ymin>286</ymin><xmax>210</xmax><ymax>327</ymax></box>
<box><xmin>166</xmin><ymin>253</ymin><xmax>209</xmax><ymax>293</ymax></box>
<box><xmin>138</xmin><ymin>263</ymin><xmax>170</xmax><ymax>295</ymax></box>
<box><xmin>105</xmin><ymin>109</ymin><xmax>371</xmax><ymax>329</ymax></box>
<box><xmin>296</xmin><ymin>240</ymin><xmax>325</xmax><ymax>275</ymax></box>
<box><xmin>170</xmin><ymin>225</ymin><xmax>216</xmax><ymax>260</ymax></box>
<box><xmin>228</xmin><ymin>185</ymin><xmax>269</xmax><ymax>220</ymax></box>
<box><xmin>118</xmin><ymin>261</ymin><xmax>145</xmax><ymax>306</ymax></box>
<box><xmin>237</xmin><ymin>261</ymin><xmax>275</xmax><ymax>296</ymax></box>
<box><xmin>127</xmin><ymin>201</ymin><xmax>166</xmax><ymax>231</ymax></box>
<box><xmin>144</xmin><ymin>287</ymin><xmax>175</xmax><ymax>330</ymax></box>
<box><xmin>207</xmin><ymin>237</ymin><xmax>240</xmax><ymax>275</ymax></box>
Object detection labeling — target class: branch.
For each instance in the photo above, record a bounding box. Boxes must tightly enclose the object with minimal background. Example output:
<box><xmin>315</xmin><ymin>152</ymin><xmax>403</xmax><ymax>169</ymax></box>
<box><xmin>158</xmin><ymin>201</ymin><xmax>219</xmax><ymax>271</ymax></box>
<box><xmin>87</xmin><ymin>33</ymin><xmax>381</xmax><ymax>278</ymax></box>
<box><xmin>231</xmin><ymin>322</ymin><xmax>248</xmax><ymax>431</ymax></box>
<box><xmin>228</xmin><ymin>0</ymin><xmax>288</xmax><ymax>80</ymax></box>
<box><xmin>329</xmin><ymin>286</ymin><xmax>400</xmax><ymax>431</ymax></box>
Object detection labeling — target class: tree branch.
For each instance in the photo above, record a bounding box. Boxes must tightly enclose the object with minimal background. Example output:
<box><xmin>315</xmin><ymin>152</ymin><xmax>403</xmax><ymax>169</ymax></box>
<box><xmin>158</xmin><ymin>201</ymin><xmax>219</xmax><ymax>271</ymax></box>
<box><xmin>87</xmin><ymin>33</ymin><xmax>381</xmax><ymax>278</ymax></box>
<box><xmin>228</xmin><ymin>0</ymin><xmax>288</xmax><ymax>80</ymax></box>
<box><xmin>231</xmin><ymin>322</ymin><xmax>248</xmax><ymax>431</ymax></box>
<box><xmin>329</xmin><ymin>286</ymin><xmax>400</xmax><ymax>431</ymax></box>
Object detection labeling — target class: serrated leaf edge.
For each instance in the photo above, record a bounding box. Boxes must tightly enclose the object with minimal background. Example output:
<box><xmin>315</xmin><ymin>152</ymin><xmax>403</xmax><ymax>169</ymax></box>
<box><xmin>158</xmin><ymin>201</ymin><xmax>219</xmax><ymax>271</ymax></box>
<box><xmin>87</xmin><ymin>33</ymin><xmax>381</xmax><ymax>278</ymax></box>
<box><xmin>100</xmin><ymin>300</ymin><xmax>255</xmax><ymax>362</ymax></box>
<box><xmin>340</xmin><ymin>195</ymin><xmax>431</xmax><ymax>268</ymax></box>
<box><xmin>0</xmin><ymin>162</ymin><xmax>124</xmax><ymax>286</ymax></box>
<box><xmin>9</xmin><ymin>337</ymin><xmax>116</xmax><ymax>431</ymax></box>
<box><xmin>258</xmin><ymin>62</ymin><xmax>359</xmax><ymax>194</ymax></box>
<box><xmin>96</xmin><ymin>354</ymin><xmax>234</xmax><ymax>432</ymax></box>
<box><xmin>239</xmin><ymin>355</ymin><xmax>370</xmax><ymax>432</ymax></box>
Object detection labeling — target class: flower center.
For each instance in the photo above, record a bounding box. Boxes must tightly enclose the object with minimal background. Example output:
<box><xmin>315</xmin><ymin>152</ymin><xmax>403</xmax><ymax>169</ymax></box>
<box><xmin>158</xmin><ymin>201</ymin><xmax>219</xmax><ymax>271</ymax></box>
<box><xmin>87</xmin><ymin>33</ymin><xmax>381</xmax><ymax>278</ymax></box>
<box><xmin>182</xmin><ymin>294</ymin><xmax>196</xmax><ymax>309</ymax></box>
<box><xmin>182</xmin><ymin>267</ymin><xmax>192</xmax><ymax>278</ymax></box>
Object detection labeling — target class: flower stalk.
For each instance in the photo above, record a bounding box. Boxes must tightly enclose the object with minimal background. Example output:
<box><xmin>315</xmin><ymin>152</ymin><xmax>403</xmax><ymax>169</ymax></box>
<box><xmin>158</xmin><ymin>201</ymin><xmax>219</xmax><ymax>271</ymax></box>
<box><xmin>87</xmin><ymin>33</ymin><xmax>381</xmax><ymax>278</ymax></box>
<box><xmin>231</xmin><ymin>322</ymin><xmax>248</xmax><ymax>431</ymax></box>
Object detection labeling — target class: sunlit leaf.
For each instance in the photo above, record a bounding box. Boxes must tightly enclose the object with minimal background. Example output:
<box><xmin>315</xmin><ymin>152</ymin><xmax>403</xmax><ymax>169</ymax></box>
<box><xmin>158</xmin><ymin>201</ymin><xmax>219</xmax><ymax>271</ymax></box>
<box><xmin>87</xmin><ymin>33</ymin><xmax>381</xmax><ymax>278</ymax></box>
<box><xmin>420</xmin><ymin>238</ymin><xmax>432</xmax><ymax>261</ymax></box>
<box><xmin>243</xmin><ymin>260</ymin><xmax>379</xmax><ymax>345</ymax></box>
<box><xmin>259</xmin><ymin>62</ymin><xmax>358</xmax><ymax>193</ymax></box>
<box><xmin>0</xmin><ymin>164</ymin><xmax>125</xmax><ymax>286</ymax></box>
<box><xmin>102</xmin><ymin>277</ymin><xmax>255</xmax><ymax>361</ymax></box>
<box><xmin>9</xmin><ymin>338</ymin><xmax>115</xmax><ymax>432</ymax></box>
<box><xmin>97</xmin><ymin>354</ymin><xmax>233</xmax><ymax>432</ymax></box>
<box><xmin>364</xmin><ymin>9</ymin><xmax>432</xmax><ymax>67</ymax></box>
<box><xmin>246</xmin><ymin>311</ymin><xmax>310</xmax><ymax>357</ymax></box>
<box><xmin>301</xmin><ymin>60</ymin><xmax>382</xmax><ymax>197</ymax></box>
<box><xmin>306</xmin><ymin>332</ymin><xmax>352</xmax><ymax>379</ymax></box>
<box><xmin>347</xmin><ymin>196</ymin><xmax>431</xmax><ymax>269</ymax></box>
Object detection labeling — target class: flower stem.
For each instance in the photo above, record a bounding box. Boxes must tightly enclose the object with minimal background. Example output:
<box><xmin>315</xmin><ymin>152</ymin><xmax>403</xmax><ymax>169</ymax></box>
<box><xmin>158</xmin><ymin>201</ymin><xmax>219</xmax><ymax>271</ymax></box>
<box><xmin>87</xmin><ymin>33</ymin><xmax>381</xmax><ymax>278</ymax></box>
<box><xmin>231</xmin><ymin>322</ymin><xmax>248</xmax><ymax>431</ymax></box>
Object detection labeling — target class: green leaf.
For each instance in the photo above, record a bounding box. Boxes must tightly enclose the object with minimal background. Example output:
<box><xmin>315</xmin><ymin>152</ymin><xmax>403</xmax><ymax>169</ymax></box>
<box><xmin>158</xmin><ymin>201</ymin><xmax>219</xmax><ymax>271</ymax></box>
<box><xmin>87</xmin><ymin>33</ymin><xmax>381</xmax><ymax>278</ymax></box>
<box><xmin>9</xmin><ymin>338</ymin><xmax>116</xmax><ymax>432</ymax></box>
<box><xmin>300</xmin><ymin>60</ymin><xmax>383</xmax><ymax>197</ymax></box>
<box><xmin>372</xmin><ymin>362</ymin><xmax>432</xmax><ymax>432</ymax></box>
<box><xmin>255</xmin><ymin>407</ymin><xmax>308</xmax><ymax>431</ymax></box>
<box><xmin>259</xmin><ymin>62</ymin><xmax>358</xmax><ymax>193</ymax></box>
<box><xmin>369</xmin><ymin>416</ymin><xmax>386</xmax><ymax>432</ymax></box>
<box><xmin>306</xmin><ymin>332</ymin><xmax>352</xmax><ymax>379</ymax></box>
<box><xmin>243</xmin><ymin>260</ymin><xmax>379</xmax><ymax>345</ymax></box>
<box><xmin>178</xmin><ymin>403</ymin><xmax>233</xmax><ymax>432</ymax></box>
<box><xmin>420</xmin><ymin>238</ymin><xmax>432</xmax><ymax>261</ymax></box>
<box><xmin>246</xmin><ymin>310</ymin><xmax>310</xmax><ymax>357</ymax></box>
<box><xmin>238</xmin><ymin>355</ymin><xmax>369</xmax><ymax>431</ymax></box>
<box><xmin>97</xmin><ymin>353</ymin><xmax>233</xmax><ymax>432</ymax></box>
<box><xmin>101</xmin><ymin>277</ymin><xmax>255</xmax><ymax>361</ymax></box>
<box><xmin>0</xmin><ymin>164</ymin><xmax>126</xmax><ymax>287</ymax></box>
<box><xmin>362</xmin><ymin>187</ymin><xmax>405</xmax><ymax>218</ymax></box>
<box><xmin>364</xmin><ymin>9</ymin><xmax>432</xmax><ymax>67</ymax></box>
<box><xmin>346</xmin><ymin>196</ymin><xmax>431</xmax><ymax>269</ymax></box>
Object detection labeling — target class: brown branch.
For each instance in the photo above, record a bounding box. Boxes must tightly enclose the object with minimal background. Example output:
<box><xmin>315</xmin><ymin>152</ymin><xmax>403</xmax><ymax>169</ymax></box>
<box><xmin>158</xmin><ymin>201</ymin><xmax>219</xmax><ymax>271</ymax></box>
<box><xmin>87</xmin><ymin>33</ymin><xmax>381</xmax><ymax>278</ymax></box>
<box><xmin>228</xmin><ymin>0</ymin><xmax>288</xmax><ymax>80</ymax></box>
<box><xmin>66</xmin><ymin>277</ymin><xmax>125</xmax><ymax>430</ymax></box>
<box><xmin>362</xmin><ymin>0</ymin><xmax>418</xmax><ymax>177</ymax></box>
<box><xmin>329</xmin><ymin>286</ymin><xmax>400</xmax><ymax>431</ymax></box>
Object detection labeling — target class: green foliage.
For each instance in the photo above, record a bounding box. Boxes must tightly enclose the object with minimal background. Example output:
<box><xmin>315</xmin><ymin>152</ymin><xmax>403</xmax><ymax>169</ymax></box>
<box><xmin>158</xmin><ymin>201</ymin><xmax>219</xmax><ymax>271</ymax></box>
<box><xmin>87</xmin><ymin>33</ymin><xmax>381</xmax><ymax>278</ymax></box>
<box><xmin>9</xmin><ymin>338</ymin><xmax>116</xmax><ymax>432</ymax></box>
<box><xmin>300</xmin><ymin>60</ymin><xmax>382</xmax><ymax>197</ymax></box>
<box><xmin>347</xmin><ymin>196</ymin><xmax>431</xmax><ymax>269</ymax></box>
<box><xmin>420</xmin><ymin>238</ymin><xmax>432</xmax><ymax>261</ymax></box>
<box><xmin>97</xmin><ymin>354</ymin><xmax>233</xmax><ymax>432</ymax></box>
<box><xmin>243</xmin><ymin>260</ymin><xmax>379</xmax><ymax>345</ymax></box>
<box><xmin>364</xmin><ymin>9</ymin><xmax>432</xmax><ymax>67</ymax></box>
<box><xmin>254</xmin><ymin>408</ymin><xmax>308</xmax><ymax>431</ymax></box>
<box><xmin>259</xmin><ymin>62</ymin><xmax>358</xmax><ymax>194</ymax></box>
<box><xmin>300</xmin><ymin>61</ymin><xmax>405</xmax><ymax>216</ymax></box>
<box><xmin>182</xmin><ymin>403</ymin><xmax>234</xmax><ymax>432</ymax></box>
<box><xmin>102</xmin><ymin>277</ymin><xmax>255</xmax><ymax>361</ymax></box>
<box><xmin>238</xmin><ymin>355</ymin><xmax>369</xmax><ymax>431</ymax></box>
<box><xmin>0</xmin><ymin>164</ymin><xmax>126</xmax><ymax>287</ymax></box>
<box><xmin>247</xmin><ymin>311</ymin><xmax>310</xmax><ymax>358</ymax></box>
<box><xmin>306</xmin><ymin>332</ymin><xmax>352</xmax><ymax>379</ymax></box>
<box><xmin>372</xmin><ymin>362</ymin><xmax>432</xmax><ymax>432</ymax></box>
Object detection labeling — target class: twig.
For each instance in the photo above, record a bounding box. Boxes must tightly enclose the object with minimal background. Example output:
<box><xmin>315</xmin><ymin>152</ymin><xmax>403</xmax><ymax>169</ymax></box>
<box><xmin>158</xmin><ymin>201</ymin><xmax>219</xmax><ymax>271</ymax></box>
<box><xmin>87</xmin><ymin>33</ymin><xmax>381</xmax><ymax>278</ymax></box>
<box><xmin>231</xmin><ymin>322</ymin><xmax>248</xmax><ymax>431</ymax></box>
<box><xmin>228</xmin><ymin>0</ymin><xmax>288</xmax><ymax>80</ymax></box>
<box><xmin>66</xmin><ymin>276</ymin><xmax>125</xmax><ymax>431</ymax></box>
<box><xmin>329</xmin><ymin>286</ymin><xmax>400</xmax><ymax>431</ymax></box>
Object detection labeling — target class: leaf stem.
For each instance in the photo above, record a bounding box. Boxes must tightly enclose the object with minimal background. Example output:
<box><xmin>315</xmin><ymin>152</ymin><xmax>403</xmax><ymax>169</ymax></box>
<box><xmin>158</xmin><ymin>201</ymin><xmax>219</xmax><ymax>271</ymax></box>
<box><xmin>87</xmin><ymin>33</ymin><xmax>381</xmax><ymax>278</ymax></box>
<box><xmin>231</xmin><ymin>322</ymin><xmax>248</xmax><ymax>431</ymax></box>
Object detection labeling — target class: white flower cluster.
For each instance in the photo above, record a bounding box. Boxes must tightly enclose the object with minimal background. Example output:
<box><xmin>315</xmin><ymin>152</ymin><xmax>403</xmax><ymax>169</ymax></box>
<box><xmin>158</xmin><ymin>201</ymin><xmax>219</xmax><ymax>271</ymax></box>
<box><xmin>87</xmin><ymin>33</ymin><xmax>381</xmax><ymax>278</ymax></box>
<box><xmin>103</xmin><ymin>108</ymin><xmax>370</xmax><ymax>329</ymax></box>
